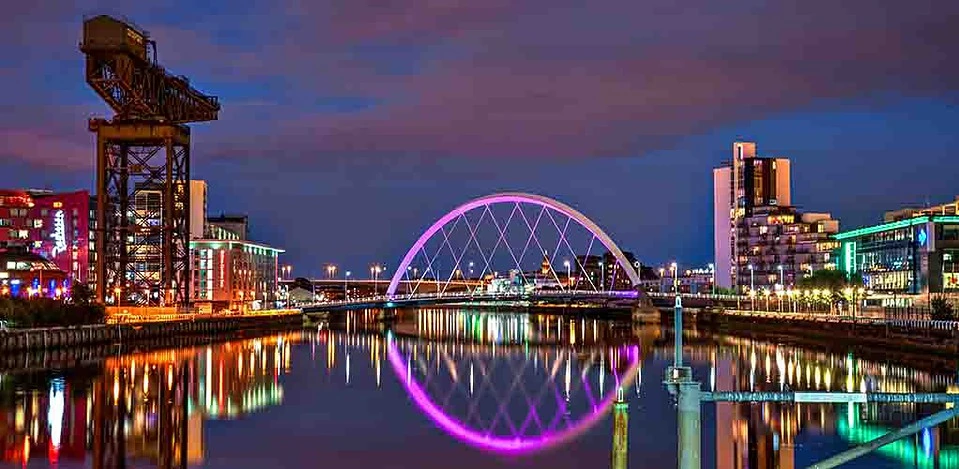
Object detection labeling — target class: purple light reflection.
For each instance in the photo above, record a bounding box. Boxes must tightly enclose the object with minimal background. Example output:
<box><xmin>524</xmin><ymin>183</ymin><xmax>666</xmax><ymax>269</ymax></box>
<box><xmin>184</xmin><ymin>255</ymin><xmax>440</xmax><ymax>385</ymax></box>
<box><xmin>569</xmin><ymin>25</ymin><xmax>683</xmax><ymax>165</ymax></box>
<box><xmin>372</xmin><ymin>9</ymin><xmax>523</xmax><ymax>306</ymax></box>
<box><xmin>385</xmin><ymin>337</ymin><xmax>641</xmax><ymax>454</ymax></box>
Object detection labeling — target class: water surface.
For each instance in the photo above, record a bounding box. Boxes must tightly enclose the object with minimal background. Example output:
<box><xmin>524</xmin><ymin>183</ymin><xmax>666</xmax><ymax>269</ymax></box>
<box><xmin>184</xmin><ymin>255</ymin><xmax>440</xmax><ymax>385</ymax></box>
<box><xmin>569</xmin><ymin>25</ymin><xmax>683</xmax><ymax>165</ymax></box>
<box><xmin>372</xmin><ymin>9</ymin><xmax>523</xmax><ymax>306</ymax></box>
<box><xmin>2</xmin><ymin>308</ymin><xmax>958</xmax><ymax>468</ymax></box>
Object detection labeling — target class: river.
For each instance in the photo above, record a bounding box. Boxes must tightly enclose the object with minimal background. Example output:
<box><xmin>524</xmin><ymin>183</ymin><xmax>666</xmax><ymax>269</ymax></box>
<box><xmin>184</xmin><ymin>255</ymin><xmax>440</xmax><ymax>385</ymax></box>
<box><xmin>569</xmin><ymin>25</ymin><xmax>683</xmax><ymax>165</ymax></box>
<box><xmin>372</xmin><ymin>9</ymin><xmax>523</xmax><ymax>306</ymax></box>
<box><xmin>1</xmin><ymin>307</ymin><xmax>958</xmax><ymax>468</ymax></box>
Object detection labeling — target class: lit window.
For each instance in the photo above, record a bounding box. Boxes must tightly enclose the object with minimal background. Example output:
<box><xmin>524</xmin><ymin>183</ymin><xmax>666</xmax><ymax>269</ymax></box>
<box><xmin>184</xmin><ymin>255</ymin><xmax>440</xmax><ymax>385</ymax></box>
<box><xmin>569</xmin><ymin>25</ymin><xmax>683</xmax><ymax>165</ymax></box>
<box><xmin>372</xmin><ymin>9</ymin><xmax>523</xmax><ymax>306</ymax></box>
<box><xmin>52</xmin><ymin>202</ymin><xmax>62</xmax><ymax>208</ymax></box>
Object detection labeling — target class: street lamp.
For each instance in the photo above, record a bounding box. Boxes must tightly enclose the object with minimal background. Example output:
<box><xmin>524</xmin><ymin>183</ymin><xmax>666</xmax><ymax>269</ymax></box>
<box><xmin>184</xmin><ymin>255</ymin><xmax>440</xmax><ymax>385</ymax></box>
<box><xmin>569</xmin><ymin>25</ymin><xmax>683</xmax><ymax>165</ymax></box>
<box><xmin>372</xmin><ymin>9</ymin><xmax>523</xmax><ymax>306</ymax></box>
<box><xmin>327</xmin><ymin>264</ymin><xmax>337</xmax><ymax>279</ymax></box>
<box><xmin>563</xmin><ymin>259</ymin><xmax>571</xmax><ymax>289</ymax></box>
<box><xmin>670</xmin><ymin>262</ymin><xmax>678</xmax><ymax>294</ymax></box>
<box><xmin>599</xmin><ymin>262</ymin><xmax>605</xmax><ymax>291</ymax></box>
<box><xmin>468</xmin><ymin>261</ymin><xmax>474</xmax><ymax>279</ymax></box>
<box><xmin>345</xmin><ymin>271</ymin><xmax>351</xmax><ymax>300</ymax></box>
<box><xmin>658</xmin><ymin>267</ymin><xmax>665</xmax><ymax>293</ymax></box>
<box><xmin>748</xmin><ymin>264</ymin><xmax>755</xmax><ymax>294</ymax></box>
<box><xmin>777</xmin><ymin>265</ymin><xmax>784</xmax><ymax>290</ymax></box>
<box><xmin>371</xmin><ymin>265</ymin><xmax>383</xmax><ymax>295</ymax></box>
<box><xmin>708</xmin><ymin>263</ymin><xmax>715</xmax><ymax>295</ymax></box>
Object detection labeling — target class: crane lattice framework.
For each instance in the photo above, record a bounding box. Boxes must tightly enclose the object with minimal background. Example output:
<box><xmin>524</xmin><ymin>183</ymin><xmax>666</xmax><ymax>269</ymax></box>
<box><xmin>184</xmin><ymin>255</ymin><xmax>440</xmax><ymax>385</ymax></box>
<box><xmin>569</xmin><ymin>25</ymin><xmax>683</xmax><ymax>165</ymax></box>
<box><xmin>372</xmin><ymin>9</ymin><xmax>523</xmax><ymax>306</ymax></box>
<box><xmin>81</xmin><ymin>15</ymin><xmax>220</xmax><ymax>306</ymax></box>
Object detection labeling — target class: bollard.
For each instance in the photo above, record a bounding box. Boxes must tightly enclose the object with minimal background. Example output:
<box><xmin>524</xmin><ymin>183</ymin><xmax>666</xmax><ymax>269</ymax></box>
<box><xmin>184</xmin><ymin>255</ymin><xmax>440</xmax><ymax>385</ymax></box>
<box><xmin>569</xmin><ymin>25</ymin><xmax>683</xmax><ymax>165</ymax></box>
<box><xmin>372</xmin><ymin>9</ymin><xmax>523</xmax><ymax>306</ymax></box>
<box><xmin>677</xmin><ymin>381</ymin><xmax>702</xmax><ymax>469</ymax></box>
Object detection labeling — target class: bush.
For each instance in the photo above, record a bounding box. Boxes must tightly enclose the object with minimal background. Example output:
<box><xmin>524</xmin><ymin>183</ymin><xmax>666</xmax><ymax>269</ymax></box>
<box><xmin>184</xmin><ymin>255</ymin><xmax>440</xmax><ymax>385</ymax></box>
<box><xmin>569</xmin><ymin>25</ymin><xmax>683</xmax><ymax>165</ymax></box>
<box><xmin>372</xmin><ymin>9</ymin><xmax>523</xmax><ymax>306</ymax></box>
<box><xmin>0</xmin><ymin>296</ymin><xmax>105</xmax><ymax>328</ymax></box>
<box><xmin>931</xmin><ymin>295</ymin><xmax>955</xmax><ymax>321</ymax></box>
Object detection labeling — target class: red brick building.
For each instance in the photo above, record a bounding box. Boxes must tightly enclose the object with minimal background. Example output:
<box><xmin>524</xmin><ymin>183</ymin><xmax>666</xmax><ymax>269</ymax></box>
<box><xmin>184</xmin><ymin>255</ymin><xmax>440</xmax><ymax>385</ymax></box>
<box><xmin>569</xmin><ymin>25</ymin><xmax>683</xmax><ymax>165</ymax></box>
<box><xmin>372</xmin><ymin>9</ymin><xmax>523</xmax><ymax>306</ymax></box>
<box><xmin>0</xmin><ymin>190</ymin><xmax>90</xmax><ymax>287</ymax></box>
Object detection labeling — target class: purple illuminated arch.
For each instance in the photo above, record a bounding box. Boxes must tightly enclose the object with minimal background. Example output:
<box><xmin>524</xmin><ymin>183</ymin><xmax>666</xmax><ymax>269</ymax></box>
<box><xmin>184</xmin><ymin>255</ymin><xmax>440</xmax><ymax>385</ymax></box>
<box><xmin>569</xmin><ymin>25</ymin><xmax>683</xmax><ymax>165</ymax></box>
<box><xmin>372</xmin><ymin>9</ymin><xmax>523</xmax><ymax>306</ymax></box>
<box><xmin>386</xmin><ymin>337</ymin><xmax>641</xmax><ymax>454</ymax></box>
<box><xmin>386</xmin><ymin>192</ymin><xmax>641</xmax><ymax>297</ymax></box>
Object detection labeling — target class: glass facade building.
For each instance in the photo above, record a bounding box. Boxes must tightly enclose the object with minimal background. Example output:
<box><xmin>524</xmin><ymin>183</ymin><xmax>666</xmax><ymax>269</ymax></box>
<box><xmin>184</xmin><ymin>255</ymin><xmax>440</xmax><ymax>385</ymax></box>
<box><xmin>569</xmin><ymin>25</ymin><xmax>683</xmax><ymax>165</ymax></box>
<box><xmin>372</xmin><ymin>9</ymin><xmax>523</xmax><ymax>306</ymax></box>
<box><xmin>834</xmin><ymin>216</ymin><xmax>959</xmax><ymax>295</ymax></box>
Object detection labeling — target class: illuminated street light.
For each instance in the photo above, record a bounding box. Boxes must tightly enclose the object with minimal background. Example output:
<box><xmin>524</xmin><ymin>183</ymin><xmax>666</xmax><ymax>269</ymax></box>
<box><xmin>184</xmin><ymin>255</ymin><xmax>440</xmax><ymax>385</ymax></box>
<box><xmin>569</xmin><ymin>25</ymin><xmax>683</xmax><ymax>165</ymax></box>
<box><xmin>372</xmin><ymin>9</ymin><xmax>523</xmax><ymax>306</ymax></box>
<box><xmin>344</xmin><ymin>271</ymin><xmax>351</xmax><ymax>300</ymax></box>
<box><xmin>670</xmin><ymin>262</ymin><xmax>678</xmax><ymax>295</ymax></box>
<box><xmin>563</xmin><ymin>260</ymin><xmax>571</xmax><ymax>288</ymax></box>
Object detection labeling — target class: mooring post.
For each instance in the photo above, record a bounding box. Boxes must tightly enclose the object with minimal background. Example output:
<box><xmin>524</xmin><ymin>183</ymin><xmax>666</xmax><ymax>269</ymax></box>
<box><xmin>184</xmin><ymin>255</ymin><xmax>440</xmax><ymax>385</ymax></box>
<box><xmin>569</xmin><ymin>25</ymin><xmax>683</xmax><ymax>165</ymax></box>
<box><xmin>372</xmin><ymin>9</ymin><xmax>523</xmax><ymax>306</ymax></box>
<box><xmin>665</xmin><ymin>291</ymin><xmax>701</xmax><ymax>469</ymax></box>
<box><xmin>677</xmin><ymin>380</ymin><xmax>702</xmax><ymax>469</ymax></box>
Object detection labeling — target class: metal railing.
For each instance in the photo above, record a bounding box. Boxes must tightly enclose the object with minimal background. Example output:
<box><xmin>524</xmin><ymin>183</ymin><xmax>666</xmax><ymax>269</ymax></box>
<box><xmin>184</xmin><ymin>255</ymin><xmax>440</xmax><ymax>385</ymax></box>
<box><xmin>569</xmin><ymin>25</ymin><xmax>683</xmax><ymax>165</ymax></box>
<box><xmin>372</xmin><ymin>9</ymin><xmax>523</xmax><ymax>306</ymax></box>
<box><xmin>300</xmin><ymin>289</ymin><xmax>642</xmax><ymax>309</ymax></box>
<box><xmin>712</xmin><ymin>308</ymin><xmax>959</xmax><ymax>330</ymax></box>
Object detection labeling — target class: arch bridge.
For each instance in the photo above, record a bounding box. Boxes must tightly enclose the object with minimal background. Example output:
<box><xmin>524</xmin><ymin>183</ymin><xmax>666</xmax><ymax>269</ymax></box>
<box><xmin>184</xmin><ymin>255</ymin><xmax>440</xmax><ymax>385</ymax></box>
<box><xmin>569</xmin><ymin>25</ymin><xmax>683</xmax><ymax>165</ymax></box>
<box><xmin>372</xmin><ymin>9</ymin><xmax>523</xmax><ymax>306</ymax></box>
<box><xmin>304</xmin><ymin>192</ymin><xmax>648</xmax><ymax>312</ymax></box>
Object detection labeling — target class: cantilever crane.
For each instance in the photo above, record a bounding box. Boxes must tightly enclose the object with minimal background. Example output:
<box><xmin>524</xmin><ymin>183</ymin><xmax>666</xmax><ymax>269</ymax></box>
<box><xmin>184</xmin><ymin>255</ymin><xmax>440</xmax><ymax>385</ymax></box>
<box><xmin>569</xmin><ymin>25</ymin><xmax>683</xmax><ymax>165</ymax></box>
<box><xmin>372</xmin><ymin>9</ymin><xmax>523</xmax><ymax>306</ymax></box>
<box><xmin>81</xmin><ymin>15</ymin><xmax>220</xmax><ymax>307</ymax></box>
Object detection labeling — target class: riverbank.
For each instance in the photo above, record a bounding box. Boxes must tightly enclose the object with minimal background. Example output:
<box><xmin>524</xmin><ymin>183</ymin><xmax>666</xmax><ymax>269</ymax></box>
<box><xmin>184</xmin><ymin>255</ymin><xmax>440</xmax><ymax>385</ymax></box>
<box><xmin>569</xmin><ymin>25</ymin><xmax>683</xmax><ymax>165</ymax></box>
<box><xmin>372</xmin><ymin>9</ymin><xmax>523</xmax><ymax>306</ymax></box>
<box><xmin>0</xmin><ymin>312</ymin><xmax>302</xmax><ymax>353</ymax></box>
<box><xmin>689</xmin><ymin>308</ymin><xmax>959</xmax><ymax>364</ymax></box>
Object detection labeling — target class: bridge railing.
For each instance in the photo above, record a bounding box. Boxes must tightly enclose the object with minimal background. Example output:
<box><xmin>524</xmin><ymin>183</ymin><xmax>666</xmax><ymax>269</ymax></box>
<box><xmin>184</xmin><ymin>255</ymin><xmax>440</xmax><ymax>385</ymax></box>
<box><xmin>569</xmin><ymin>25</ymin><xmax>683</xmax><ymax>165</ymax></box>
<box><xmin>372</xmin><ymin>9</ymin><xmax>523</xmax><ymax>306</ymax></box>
<box><xmin>300</xmin><ymin>289</ymin><xmax>644</xmax><ymax>309</ymax></box>
<box><xmin>711</xmin><ymin>308</ymin><xmax>959</xmax><ymax>330</ymax></box>
<box><xmin>646</xmin><ymin>292</ymin><xmax>741</xmax><ymax>302</ymax></box>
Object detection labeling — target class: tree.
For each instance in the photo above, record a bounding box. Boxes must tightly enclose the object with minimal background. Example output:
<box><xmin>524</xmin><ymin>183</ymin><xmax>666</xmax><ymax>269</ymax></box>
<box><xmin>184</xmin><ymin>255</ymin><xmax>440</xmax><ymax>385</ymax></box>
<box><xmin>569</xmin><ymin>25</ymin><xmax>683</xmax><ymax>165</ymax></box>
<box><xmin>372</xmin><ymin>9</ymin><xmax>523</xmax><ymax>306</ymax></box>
<box><xmin>70</xmin><ymin>283</ymin><xmax>95</xmax><ymax>305</ymax></box>
<box><xmin>797</xmin><ymin>269</ymin><xmax>862</xmax><ymax>291</ymax></box>
<box><xmin>931</xmin><ymin>295</ymin><xmax>955</xmax><ymax>321</ymax></box>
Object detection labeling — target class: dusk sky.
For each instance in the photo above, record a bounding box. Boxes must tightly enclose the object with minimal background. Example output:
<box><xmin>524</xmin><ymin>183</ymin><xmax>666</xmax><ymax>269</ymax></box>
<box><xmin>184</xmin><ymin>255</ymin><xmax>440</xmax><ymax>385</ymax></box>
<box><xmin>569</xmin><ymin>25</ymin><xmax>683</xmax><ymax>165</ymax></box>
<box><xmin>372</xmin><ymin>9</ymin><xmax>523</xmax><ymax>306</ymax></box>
<box><xmin>2</xmin><ymin>1</ymin><xmax>958</xmax><ymax>277</ymax></box>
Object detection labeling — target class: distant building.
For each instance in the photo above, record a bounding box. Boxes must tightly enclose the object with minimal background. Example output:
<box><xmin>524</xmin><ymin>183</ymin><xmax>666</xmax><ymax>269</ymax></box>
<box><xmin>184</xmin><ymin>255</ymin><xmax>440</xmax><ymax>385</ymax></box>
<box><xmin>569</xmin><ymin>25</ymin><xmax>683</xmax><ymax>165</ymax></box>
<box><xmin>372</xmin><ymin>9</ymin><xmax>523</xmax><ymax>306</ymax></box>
<box><xmin>575</xmin><ymin>251</ymin><xmax>641</xmax><ymax>290</ymax></box>
<box><xmin>884</xmin><ymin>196</ymin><xmax>959</xmax><ymax>222</ymax></box>
<box><xmin>834</xmin><ymin>214</ymin><xmax>959</xmax><ymax>296</ymax></box>
<box><xmin>713</xmin><ymin>142</ymin><xmax>838</xmax><ymax>292</ymax></box>
<box><xmin>190</xmin><ymin>239</ymin><xmax>284</xmax><ymax>313</ymax></box>
<box><xmin>207</xmin><ymin>214</ymin><xmax>249</xmax><ymax>240</ymax></box>
<box><xmin>642</xmin><ymin>264</ymin><xmax>715</xmax><ymax>294</ymax></box>
<box><xmin>0</xmin><ymin>189</ymin><xmax>90</xmax><ymax>287</ymax></box>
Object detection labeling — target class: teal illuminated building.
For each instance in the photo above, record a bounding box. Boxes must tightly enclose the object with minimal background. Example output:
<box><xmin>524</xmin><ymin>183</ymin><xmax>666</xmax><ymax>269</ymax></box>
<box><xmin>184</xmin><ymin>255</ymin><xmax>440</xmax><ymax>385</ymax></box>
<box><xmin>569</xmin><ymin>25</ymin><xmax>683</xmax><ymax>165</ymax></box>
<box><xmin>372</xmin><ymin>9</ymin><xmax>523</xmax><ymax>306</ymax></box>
<box><xmin>833</xmin><ymin>215</ymin><xmax>959</xmax><ymax>296</ymax></box>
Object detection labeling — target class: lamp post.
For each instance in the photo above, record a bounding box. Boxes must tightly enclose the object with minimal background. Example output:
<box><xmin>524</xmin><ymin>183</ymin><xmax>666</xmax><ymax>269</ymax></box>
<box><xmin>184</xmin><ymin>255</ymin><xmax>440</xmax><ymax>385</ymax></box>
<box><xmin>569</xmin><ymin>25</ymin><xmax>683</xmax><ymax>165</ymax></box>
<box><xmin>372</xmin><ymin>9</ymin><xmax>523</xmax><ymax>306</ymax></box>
<box><xmin>708</xmin><ymin>263</ymin><xmax>715</xmax><ymax>295</ymax></box>
<box><xmin>371</xmin><ymin>265</ymin><xmax>383</xmax><ymax>296</ymax></box>
<box><xmin>345</xmin><ymin>271</ymin><xmax>351</xmax><ymax>300</ymax></box>
<box><xmin>563</xmin><ymin>260</ymin><xmax>571</xmax><ymax>289</ymax></box>
<box><xmin>777</xmin><ymin>265</ymin><xmax>784</xmax><ymax>290</ymax></box>
<box><xmin>748</xmin><ymin>264</ymin><xmax>755</xmax><ymax>295</ymax></box>
<box><xmin>658</xmin><ymin>267</ymin><xmax>665</xmax><ymax>293</ymax></box>
<box><xmin>670</xmin><ymin>262</ymin><xmax>678</xmax><ymax>294</ymax></box>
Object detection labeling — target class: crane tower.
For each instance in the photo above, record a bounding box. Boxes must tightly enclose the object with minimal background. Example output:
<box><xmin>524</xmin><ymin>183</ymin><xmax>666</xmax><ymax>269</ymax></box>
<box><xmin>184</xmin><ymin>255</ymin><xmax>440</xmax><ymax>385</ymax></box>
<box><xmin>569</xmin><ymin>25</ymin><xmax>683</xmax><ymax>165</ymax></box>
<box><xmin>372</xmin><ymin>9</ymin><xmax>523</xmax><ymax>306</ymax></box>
<box><xmin>81</xmin><ymin>15</ymin><xmax>220</xmax><ymax>307</ymax></box>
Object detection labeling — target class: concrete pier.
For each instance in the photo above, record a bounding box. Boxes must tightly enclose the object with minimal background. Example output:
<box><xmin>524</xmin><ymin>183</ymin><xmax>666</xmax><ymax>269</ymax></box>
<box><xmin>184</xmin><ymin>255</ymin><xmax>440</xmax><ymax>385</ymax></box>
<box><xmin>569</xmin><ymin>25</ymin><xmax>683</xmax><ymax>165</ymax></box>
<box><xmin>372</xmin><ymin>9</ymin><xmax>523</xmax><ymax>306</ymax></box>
<box><xmin>0</xmin><ymin>314</ymin><xmax>301</xmax><ymax>353</ymax></box>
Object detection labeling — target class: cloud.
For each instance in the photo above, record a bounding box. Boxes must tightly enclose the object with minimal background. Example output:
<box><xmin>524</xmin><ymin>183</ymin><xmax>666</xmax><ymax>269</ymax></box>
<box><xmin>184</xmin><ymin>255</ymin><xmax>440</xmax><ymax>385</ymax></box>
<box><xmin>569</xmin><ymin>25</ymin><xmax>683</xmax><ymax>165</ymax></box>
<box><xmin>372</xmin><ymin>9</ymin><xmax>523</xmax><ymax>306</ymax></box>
<box><xmin>1</xmin><ymin>0</ymin><xmax>958</xmax><ymax>170</ymax></box>
<box><xmin>196</xmin><ymin>0</ymin><xmax>959</xmax><ymax>163</ymax></box>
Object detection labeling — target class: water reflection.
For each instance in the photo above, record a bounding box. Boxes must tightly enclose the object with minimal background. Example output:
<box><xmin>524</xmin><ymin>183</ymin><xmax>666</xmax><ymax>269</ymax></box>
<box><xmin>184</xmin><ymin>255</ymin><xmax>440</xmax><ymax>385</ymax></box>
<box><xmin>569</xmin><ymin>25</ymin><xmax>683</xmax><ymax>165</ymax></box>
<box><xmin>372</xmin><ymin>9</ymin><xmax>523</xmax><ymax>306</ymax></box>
<box><xmin>2</xmin><ymin>311</ymin><xmax>959</xmax><ymax>468</ymax></box>
<box><xmin>320</xmin><ymin>309</ymin><xmax>644</xmax><ymax>454</ymax></box>
<box><xmin>0</xmin><ymin>334</ymin><xmax>297</xmax><ymax>468</ymax></box>
<box><xmin>676</xmin><ymin>333</ymin><xmax>959</xmax><ymax>468</ymax></box>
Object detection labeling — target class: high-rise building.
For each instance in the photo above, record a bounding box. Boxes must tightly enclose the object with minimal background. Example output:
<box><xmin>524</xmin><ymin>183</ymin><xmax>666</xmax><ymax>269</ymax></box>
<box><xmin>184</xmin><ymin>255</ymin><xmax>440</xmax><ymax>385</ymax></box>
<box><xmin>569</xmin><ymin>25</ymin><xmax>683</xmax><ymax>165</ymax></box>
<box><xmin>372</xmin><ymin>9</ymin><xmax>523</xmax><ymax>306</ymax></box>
<box><xmin>124</xmin><ymin>180</ymin><xmax>207</xmax><ymax>304</ymax></box>
<box><xmin>714</xmin><ymin>142</ymin><xmax>836</xmax><ymax>291</ymax></box>
<box><xmin>190</xmin><ymin>180</ymin><xmax>208</xmax><ymax>239</ymax></box>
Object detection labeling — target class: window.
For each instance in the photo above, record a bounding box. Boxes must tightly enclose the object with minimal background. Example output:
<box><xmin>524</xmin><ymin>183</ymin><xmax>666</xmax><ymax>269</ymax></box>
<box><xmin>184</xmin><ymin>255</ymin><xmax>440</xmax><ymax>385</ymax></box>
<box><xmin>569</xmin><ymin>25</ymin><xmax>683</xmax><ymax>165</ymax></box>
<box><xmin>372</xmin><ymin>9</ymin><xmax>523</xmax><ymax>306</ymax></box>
<box><xmin>52</xmin><ymin>202</ymin><xmax>62</xmax><ymax>208</ymax></box>
<box><xmin>33</xmin><ymin>219</ymin><xmax>43</xmax><ymax>228</ymax></box>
